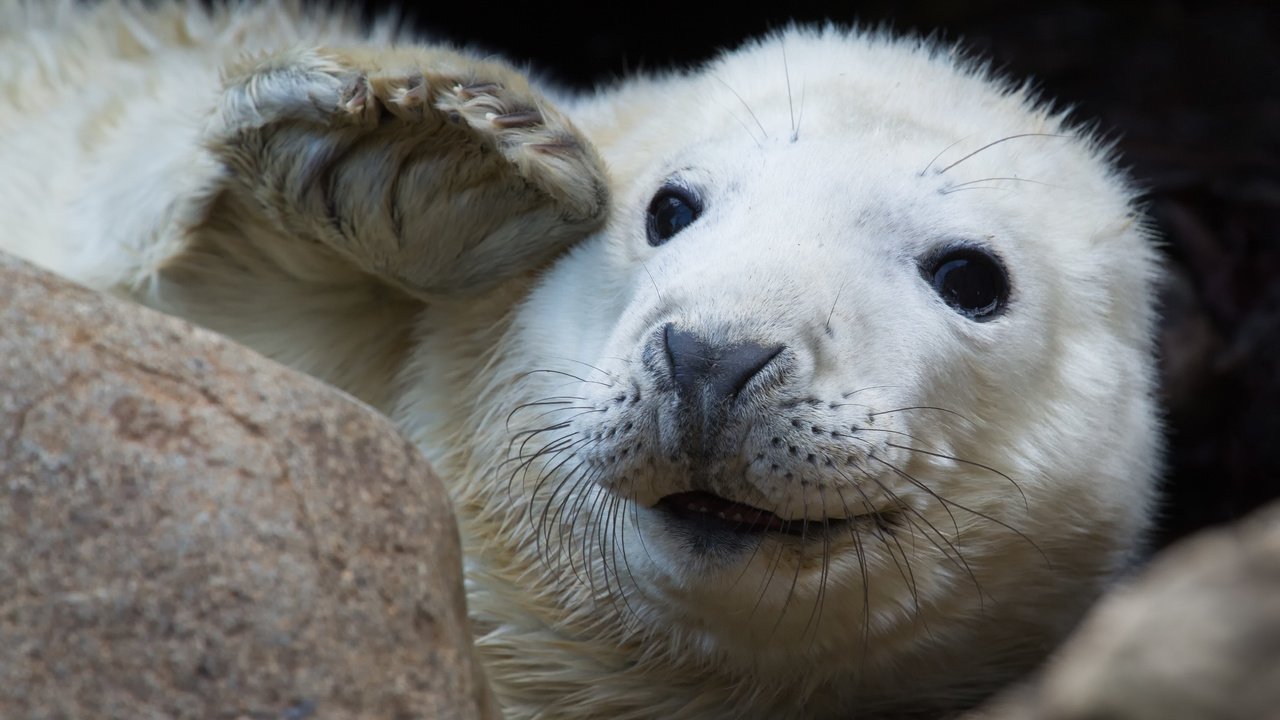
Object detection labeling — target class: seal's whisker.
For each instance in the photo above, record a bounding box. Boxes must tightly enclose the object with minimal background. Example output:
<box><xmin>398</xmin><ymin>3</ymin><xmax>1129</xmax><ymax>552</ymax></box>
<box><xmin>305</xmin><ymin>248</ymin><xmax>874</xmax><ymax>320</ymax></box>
<box><xmin>866</xmin><ymin>455</ymin><xmax>992</xmax><ymax>608</ymax></box>
<box><xmin>800</xmin><ymin>482</ymin><xmax>834</xmax><ymax>646</ymax></box>
<box><xmin>550</xmin><ymin>465</ymin><xmax>598</xmax><ymax>550</ymax></box>
<box><xmin>712</xmin><ymin>74</ymin><xmax>768</xmax><ymax>142</ymax></box>
<box><xmin>782</xmin><ymin>43</ymin><xmax>797</xmax><ymax>143</ymax></box>
<box><xmin>836</xmin><ymin>463</ymin><xmax>885</xmax><ymax>649</ymax></box>
<box><xmin>505</xmin><ymin>396</ymin><xmax>586</xmax><ymax>429</ymax></box>
<box><xmin>840</xmin><ymin>384</ymin><xmax>901</xmax><ymax>399</ymax></box>
<box><xmin>567</xmin><ymin>473</ymin><xmax>604</xmax><ymax>593</ymax></box>
<box><xmin>852</xmin><ymin>425</ymin><xmax>935</xmax><ymax>446</ymax></box>
<box><xmin>535</xmin><ymin>453</ymin><xmax>597</xmax><ymax>560</ymax></box>
<box><xmin>525</xmin><ymin>436</ymin><xmax>593</xmax><ymax>525</ymax></box>
<box><xmin>854</xmin><ymin>426</ymin><xmax>1036</xmax><ymax>536</ymax></box>
<box><xmin>535</xmin><ymin>458</ymin><xmax>586</xmax><ymax>556</ymax></box>
<box><xmin>597</xmin><ymin>492</ymin><xmax>628</xmax><ymax>618</ymax></box>
<box><xmin>507</xmin><ymin>408</ymin><xmax>603</xmax><ymax>458</ymax></box>
<box><xmin>580</xmin><ymin>480</ymin><xmax>614</xmax><ymax>604</ymax></box>
<box><xmin>497</xmin><ymin>430</ymin><xmax>575</xmax><ymax>474</ymax></box>
<box><xmin>521</xmin><ymin>368</ymin><xmax>613</xmax><ymax>387</ymax></box>
<box><xmin>853</xmin><ymin>502</ymin><xmax>872</xmax><ymax>658</ymax></box>
<box><xmin>608</xmin><ymin>492</ymin><xmax>646</xmax><ymax>628</ymax></box>
<box><xmin>640</xmin><ymin>260</ymin><xmax>664</xmax><ymax>303</ymax></box>
<box><xmin>614</xmin><ymin>493</ymin><xmax>644</xmax><ymax>590</ymax></box>
<box><xmin>768</xmin><ymin>494</ymin><xmax>811</xmax><ymax>640</ymax></box>
<box><xmin>555</xmin><ymin>475</ymin><xmax>598</xmax><ymax>588</ymax></box>
<box><xmin>503</xmin><ymin>438</ymin><xmax>577</xmax><ymax>494</ymax></box>
<box><xmin>937</xmin><ymin>185</ymin><xmax>1018</xmax><ymax>194</ymax></box>
<box><xmin>726</xmin><ymin>521</ymin><xmax>772</xmax><ymax>594</ymax></box>
<box><xmin>858</xmin><ymin>456</ymin><xmax>981</xmax><ymax>601</ymax></box>
<box><xmin>885</xmin><ymin>441</ymin><xmax>1031</xmax><ymax>512</ymax></box>
<box><xmin>749</xmin><ymin>532</ymin><xmax>791</xmax><ymax>625</ymax></box>
<box><xmin>599</xmin><ymin>492</ymin><xmax>640</xmax><ymax>625</ymax></box>
<box><xmin>535</xmin><ymin>460</ymin><xmax>596</xmax><ymax>571</ymax></box>
<box><xmin>936</xmin><ymin>132</ymin><xmax>1072</xmax><ymax>175</ymax></box>
<box><xmin>838</xmin><ymin>464</ymin><xmax>936</xmax><ymax>642</ymax></box>
<box><xmin>814</xmin><ymin>518</ymin><xmax>832</xmax><ymax>646</ymax></box>
<box><xmin>919</xmin><ymin>135</ymin><xmax>970</xmax><ymax>176</ymax></box>
<box><xmin>589</xmin><ymin>491</ymin><xmax>614</xmax><ymax>604</ymax></box>
<box><xmin>511</xmin><ymin>433</ymin><xmax>584</xmax><ymax>492</ymax></box>
<box><xmin>943</xmin><ymin>176</ymin><xmax>1057</xmax><ymax>193</ymax></box>
<box><xmin>628</xmin><ymin>491</ymin><xmax>655</xmax><ymax>567</ymax></box>
<box><xmin>502</xmin><ymin>433</ymin><xmax>580</xmax><ymax>500</ymax></box>
<box><xmin>558</xmin><ymin>469</ymin><xmax>606</xmax><ymax>586</ymax></box>
<box><xmin>523</xmin><ymin>404</ymin><xmax>602</xmax><ymax>425</ymax></box>
<box><xmin>858</xmin><ymin>442</ymin><xmax>964</xmax><ymax>538</ymax></box>
<box><xmin>508</xmin><ymin>422</ymin><xmax>572</xmax><ymax>455</ymax></box>
<box><xmin>547</xmin><ymin>356</ymin><xmax>624</xmax><ymax>383</ymax></box>
<box><xmin>795</xmin><ymin>80</ymin><xmax>807</xmax><ymax>143</ymax></box>
<box><xmin>856</xmin><ymin>482</ymin><xmax>920</xmax><ymax>618</ymax></box>
<box><xmin>825</xmin><ymin>278</ymin><xmax>848</xmax><ymax>334</ymax></box>
<box><xmin>867</xmin><ymin>405</ymin><xmax>977</xmax><ymax>427</ymax></box>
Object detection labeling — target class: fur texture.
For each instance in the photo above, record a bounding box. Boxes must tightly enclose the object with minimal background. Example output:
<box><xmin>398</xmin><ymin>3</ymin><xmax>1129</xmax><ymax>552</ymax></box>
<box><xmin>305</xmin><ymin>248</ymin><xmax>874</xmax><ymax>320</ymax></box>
<box><xmin>0</xmin><ymin>2</ymin><xmax>1162</xmax><ymax>718</ymax></box>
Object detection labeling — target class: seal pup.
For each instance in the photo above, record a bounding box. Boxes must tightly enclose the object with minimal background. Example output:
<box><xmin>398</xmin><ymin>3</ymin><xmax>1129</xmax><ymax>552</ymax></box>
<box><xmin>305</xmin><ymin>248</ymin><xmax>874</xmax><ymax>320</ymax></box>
<box><xmin>0</xmin><ymin>2</ymin><xmax>1162</xmax><ymax>717</ymax></box>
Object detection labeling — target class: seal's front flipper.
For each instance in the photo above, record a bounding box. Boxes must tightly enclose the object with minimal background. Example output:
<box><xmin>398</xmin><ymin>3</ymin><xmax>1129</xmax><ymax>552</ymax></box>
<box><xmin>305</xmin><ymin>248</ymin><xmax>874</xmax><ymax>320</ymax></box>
<box><xmin>208</xmin><ymin>47</ymin><xmax>609</xmax><ymax>297</ymax></box>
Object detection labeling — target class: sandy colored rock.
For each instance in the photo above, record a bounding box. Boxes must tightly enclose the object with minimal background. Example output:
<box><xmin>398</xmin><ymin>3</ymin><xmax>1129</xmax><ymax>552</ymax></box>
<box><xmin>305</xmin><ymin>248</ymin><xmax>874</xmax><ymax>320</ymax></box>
<box><xmin>968</xmin><ymin>500</ymin><xmax>1280</xmax><ymax>720</ymax></box>
<box><xmin>0</xmin><ymin>253</ymin><xmax>495</xmax><ymax>719</ymax></box>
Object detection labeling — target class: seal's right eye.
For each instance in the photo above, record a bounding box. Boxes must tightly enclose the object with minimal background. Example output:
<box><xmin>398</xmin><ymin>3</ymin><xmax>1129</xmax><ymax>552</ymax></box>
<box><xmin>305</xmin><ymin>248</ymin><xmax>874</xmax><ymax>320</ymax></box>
<box><xmin>646</xmin><ymin>186</ymin><xmax>702</xmax><ymax>246</ymax></box>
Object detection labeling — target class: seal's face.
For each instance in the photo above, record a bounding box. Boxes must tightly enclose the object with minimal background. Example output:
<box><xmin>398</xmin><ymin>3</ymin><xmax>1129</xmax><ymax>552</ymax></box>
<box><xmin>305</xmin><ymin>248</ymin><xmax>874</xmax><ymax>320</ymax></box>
<box><xmin>496</xmin><ymin>29</ymin><xmax>1160</xmax><ymax>699</ymax></box>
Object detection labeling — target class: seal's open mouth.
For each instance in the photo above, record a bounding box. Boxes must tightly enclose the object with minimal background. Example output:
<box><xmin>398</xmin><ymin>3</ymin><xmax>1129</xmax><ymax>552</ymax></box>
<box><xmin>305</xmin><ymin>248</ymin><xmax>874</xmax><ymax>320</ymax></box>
<box><xmin>656</xmin><ymin>491</ymin><xmax>847</xmax><ymax>537</ymax></box>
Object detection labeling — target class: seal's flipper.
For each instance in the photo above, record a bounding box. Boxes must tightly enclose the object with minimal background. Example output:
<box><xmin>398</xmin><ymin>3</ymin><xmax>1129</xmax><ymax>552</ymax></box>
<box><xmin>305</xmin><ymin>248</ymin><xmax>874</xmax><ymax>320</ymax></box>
<box><xmin>206</xmin><ymin>47</ymin><xmax>609</xmax><ymax>297</ymax></box>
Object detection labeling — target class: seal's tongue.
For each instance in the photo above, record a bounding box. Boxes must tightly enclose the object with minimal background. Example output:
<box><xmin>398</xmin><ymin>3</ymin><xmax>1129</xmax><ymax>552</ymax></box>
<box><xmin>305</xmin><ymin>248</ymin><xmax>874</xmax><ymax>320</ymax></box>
<box><xmin>660</xmin><ymin>490</ymin><xmax>789</xmax><ymax>532</ymax></box>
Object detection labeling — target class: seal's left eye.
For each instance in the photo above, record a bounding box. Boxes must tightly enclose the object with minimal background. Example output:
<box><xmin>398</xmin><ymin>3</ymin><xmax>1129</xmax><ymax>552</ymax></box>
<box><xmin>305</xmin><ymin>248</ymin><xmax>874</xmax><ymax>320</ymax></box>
<box><xmin>922</xmin><ymin>246</ymin><xmax>1010</xmax><ymax>321</ymax></box>
<box><xmin>646</xmin><ymin>186</ymin><xmax>702</xmax><ymax>246</ymax></box>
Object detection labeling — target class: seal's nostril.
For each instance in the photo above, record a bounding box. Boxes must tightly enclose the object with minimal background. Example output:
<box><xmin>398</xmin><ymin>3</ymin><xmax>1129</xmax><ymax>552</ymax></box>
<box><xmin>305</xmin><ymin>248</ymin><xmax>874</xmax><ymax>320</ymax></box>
<box><xmin>662</xmin><ymin>323</ymin><xmax>784</xmax><ymax>405</ymax></box>
<box><xmin>662</xmin><ymin>322</ymin><xmax>680</xmax><ymax>377</ymax></box>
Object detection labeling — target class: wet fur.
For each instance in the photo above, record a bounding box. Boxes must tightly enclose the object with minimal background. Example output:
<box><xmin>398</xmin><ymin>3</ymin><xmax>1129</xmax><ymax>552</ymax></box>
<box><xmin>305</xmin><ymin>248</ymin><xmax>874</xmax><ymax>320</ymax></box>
<box><xmin>0</xmin><ymin>2</ymin><xmax>1162</xmax><ymax>718</ymax></box>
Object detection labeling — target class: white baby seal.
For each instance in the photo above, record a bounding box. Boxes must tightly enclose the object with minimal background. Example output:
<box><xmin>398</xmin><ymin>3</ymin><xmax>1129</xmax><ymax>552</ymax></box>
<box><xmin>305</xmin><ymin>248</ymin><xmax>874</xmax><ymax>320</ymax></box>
<box><xmin>0</xmin><ymin>1</ymin><xmax>1162</xmax><ymax>718</ymax></box>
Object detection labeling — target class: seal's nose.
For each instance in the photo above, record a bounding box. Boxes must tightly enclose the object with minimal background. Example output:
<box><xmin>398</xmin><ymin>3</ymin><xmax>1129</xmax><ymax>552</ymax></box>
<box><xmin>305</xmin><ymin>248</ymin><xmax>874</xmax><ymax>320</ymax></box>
<box><xmin>662</xmin><ymin>323</ymin><xmax>784</xmax><ymax>407</ymax></box>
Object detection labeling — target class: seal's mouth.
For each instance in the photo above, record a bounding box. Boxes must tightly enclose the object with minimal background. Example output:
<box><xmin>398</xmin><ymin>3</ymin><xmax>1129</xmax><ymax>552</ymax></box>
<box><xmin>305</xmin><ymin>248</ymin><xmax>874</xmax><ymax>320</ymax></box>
<box><xmin>656</xmin><ymin>491</ymin><xmax>849</xmax><ymax>537</ymax></box>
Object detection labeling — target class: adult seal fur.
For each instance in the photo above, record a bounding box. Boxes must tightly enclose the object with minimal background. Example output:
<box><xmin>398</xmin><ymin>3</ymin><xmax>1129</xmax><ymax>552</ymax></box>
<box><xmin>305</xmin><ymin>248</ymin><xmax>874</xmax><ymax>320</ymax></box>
<box><xmin>0</xmin><ymin>2</ymin><xmax>1162</xmax><ymax>718</ymax></box>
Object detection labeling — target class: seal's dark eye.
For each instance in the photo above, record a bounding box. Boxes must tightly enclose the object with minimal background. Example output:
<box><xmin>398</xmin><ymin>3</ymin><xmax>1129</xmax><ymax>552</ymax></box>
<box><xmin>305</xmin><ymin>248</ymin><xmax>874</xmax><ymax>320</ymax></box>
<box><xmin>646</xmin><ymin>186</ymin><xmax>702</xmax><ymax>246</ymax></box>
<box><xmin>923</xmin><ymin>246</ymin><xmax>1010</xmax><ymax>321</ymax></box>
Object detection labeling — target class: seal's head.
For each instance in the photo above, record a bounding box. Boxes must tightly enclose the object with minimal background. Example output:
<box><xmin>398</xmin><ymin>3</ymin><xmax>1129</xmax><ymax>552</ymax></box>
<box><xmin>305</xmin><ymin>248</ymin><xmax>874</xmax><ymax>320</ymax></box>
<box><xmin>470</xmin><ymin>27</ymin><xmax>1161</xmax><ymax>716</ymax></box>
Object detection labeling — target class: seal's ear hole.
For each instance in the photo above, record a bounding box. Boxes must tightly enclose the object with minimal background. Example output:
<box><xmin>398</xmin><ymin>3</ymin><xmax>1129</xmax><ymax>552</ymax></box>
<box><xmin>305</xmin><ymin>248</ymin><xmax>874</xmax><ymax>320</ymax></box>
<box><xmin>646</xmin><ymin>185</ymin><xmax>703</xmax><ymax>247</ymax></box>
<box><xmin>921</xmin><ymin>246</ymin><xmax>1010</xmax><ymax>321</ymax></box>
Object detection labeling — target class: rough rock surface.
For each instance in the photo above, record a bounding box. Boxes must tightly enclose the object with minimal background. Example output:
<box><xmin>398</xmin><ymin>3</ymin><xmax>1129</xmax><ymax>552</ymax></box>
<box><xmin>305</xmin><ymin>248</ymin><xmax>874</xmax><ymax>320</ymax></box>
<box><xmin>967</xmin><ymin>500</ymin><xmax>1280</xmax><ymax>720</ymax></box>
<box><xmin>0</xmin><ymin>254</ymin><xmax>495</xmax><ymax>720</ymax></box>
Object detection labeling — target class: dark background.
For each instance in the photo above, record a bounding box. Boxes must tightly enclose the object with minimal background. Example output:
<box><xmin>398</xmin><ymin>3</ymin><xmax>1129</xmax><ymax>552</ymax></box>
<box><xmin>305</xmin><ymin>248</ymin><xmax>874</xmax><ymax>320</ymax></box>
<box><xmin>344</xmin><ymin>0</ymin><xmax>1278</xmax><ymax>550</ymax></box>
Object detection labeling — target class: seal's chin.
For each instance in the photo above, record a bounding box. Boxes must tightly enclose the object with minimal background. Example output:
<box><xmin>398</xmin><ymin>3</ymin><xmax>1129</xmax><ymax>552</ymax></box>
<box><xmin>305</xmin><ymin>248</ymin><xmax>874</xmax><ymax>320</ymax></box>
<box><xmin>655</xmin><ymin>491</ymin><xmax>851</xmax><ymax>538</ymax></box>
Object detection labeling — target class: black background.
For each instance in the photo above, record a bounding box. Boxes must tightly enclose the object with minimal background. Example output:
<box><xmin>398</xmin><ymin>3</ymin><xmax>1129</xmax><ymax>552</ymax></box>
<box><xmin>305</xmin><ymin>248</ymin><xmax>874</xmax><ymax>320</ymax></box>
<box><xmin>338</xmin><ymin>0</ymin><xmax>1278</xmax><ymax>550</ymax></box>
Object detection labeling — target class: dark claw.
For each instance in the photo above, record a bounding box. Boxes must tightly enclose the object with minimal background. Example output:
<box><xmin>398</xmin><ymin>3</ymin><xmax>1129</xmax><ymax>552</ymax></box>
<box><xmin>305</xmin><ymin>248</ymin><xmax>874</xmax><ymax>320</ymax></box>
<box><xmin>456</xmin><ymin>82</ymin><xmax>502</xmax><ymax>100</ymax></box>
<box><xmin>339</xmin><ymin>74</ymin><xmax>372</xmax><ymax>114</ymax></box>
<box><xmin>491</xmin><ymin>110</ymin><xmax>542</xmax><ymax>129</ymax></box>
<box><xmin>529</xmin><ymin>140</ymin><xmax>580</xmax><ymax>155</ymax></box>
<box><xmin>528</xmin><ymin>132</ymin><xmax>581</xmax><ymax>154</ymax></box>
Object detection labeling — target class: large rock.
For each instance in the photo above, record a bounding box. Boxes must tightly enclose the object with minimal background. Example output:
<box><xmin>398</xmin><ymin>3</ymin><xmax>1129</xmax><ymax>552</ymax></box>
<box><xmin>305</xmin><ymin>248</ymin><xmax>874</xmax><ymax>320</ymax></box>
<box><xmin>0</xmin><ymin>254</ymin><xmax>496</xmax><ymax>719</ymax></box>
<box><xmin>968</xmin><ymin>500</ymin><xmax>1280</xmax><ymax>720</ymax></box>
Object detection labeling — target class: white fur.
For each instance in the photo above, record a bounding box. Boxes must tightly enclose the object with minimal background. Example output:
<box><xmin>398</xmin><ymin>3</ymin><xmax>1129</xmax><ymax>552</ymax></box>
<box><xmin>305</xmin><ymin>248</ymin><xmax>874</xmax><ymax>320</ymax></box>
<box><xmin>0</xmin><ymin>2</ymin><xmax>1161</xmax><ymax>718</ymax></box>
